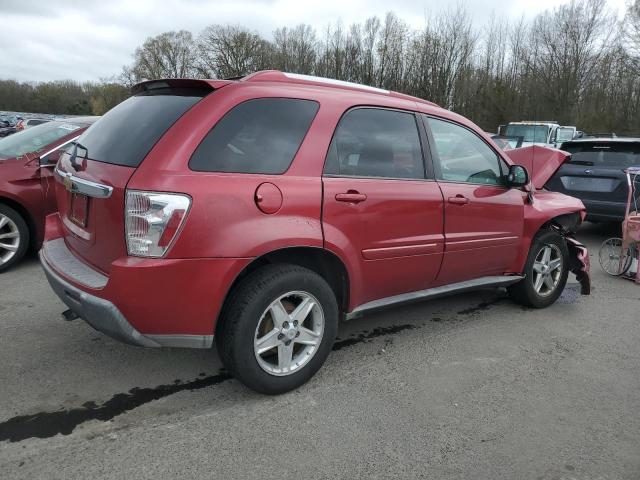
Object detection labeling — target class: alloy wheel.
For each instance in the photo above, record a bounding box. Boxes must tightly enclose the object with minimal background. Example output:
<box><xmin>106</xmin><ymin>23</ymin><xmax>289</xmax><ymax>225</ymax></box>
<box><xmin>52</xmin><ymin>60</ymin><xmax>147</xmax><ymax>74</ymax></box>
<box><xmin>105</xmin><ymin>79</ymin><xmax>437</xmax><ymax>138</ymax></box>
<box><xmin>254</xmin><ymin>291</ymin><xmax>325</xmax><ymax>376</ymax></box>
<box><xmin>532</xmin><ymin>244</ymin><xmax>563</xmax><ymax>297</ymax></box>
<box><xmin>0</xmin><ymin>213</ymin><xmax>20</xmax><ymax>266</ymax></box>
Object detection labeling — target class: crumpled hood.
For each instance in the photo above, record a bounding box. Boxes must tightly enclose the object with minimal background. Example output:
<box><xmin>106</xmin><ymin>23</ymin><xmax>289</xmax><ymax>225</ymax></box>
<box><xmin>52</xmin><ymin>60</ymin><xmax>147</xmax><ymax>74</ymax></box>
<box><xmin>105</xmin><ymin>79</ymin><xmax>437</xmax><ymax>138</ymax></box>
<box><xmin>505</xmin><ymin>145</ymin><xmax>570</xmax><ymax>189</ymax></box>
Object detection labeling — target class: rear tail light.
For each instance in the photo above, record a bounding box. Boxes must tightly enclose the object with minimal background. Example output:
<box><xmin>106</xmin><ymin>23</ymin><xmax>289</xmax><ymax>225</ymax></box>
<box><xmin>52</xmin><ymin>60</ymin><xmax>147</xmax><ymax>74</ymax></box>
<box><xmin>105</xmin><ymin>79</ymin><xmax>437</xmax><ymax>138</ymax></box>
<box><xmin>125</xmin><ymin>190</ymin><xmax>191</xmax><ymax>257</ymax></box>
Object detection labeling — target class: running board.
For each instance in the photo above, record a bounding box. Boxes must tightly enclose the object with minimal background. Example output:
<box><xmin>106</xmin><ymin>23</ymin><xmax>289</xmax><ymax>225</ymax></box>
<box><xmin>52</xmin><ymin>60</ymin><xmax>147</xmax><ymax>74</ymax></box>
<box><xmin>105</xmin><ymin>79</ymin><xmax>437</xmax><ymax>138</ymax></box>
<box><xmin>345</xmin><ymin>275</ymin><xmax>523</xmax><ymax>320</ymax></box>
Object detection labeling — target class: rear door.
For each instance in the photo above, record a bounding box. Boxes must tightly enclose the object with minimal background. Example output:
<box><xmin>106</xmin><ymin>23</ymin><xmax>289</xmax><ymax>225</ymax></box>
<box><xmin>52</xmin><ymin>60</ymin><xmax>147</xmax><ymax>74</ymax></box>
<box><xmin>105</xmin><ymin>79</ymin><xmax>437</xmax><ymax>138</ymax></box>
<box><xmin>546</xmin><ymin>141</ymin><xmax>640</xmax><ymax>220</ymax></box>
<box><xmin>322</xmin><ymin>107</ymin><xmax>444</xmax><ymax>306</ymax></box>
<box><xmin>55</xmin><ymin>86</ymin><xmax>211</xmax><ymax>273</ymax></box>
<box><xmin>424</xmin><ymin>116</ymin><xmax>525</xmax><ymax>285</ymax></box>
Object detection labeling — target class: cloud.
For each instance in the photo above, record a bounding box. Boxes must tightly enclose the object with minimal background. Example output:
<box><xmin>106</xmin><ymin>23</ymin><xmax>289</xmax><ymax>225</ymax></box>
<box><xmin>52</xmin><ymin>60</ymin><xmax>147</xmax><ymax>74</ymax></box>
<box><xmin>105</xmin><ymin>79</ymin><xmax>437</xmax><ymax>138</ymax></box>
<box><xmin>0</xmin><ymin>0</ymin><xmax>628</xmax><ymax>82</ymax></box>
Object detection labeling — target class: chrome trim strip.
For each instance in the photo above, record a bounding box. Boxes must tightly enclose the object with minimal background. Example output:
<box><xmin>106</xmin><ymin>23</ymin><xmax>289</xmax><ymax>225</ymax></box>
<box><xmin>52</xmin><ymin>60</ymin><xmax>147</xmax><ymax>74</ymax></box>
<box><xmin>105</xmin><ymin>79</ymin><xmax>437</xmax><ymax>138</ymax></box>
<box><xmin>144</xmin><ymin>335</ymin><xmax>214</xmax><ymax>349</ymax></box>
<box><xmin>345</xmin><ymin>275</ymin><xmax>524</xmax><ymax>320</ymax></box>
<box><xmin>40</xmin><ymin>135</ymin><xmax>80</xmax><ymax>163</ymax></box>
<box><xmin>54</xmin><ymin>166</ymin><xmax>113</xmax><ymax>199</ymax></box>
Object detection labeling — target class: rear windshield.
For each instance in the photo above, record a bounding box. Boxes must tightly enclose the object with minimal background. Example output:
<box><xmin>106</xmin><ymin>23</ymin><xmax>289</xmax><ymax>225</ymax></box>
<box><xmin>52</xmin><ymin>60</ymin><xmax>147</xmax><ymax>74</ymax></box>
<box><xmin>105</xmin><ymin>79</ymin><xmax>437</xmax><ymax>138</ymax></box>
<box><xmin>504</xmin><ymin>124</ymin><xmax>549</xmax><ymax>143</ymax></box>
<box><xmin>75</xmin><ymin>88</ymin><xmax>207</xmax><ymax>168</ymax></box>
<box><xmin>0</xmin><ymin>121</ymin><xmax>81</xmax><ymax>159</ymax></box>
<box><xmin>564</xmin><ymin>142</ymin><xmax>640</xmax><ymax>167</ymax></box>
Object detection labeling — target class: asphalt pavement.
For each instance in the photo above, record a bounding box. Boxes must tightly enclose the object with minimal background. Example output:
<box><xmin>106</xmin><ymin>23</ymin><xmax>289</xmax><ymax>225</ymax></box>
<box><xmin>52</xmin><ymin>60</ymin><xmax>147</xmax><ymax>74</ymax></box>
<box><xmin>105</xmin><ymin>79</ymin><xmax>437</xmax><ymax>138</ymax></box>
<box><xmin>0</xmin><ymin>222</ymin><xmax>638</xmax><ymax>479</ymax></box>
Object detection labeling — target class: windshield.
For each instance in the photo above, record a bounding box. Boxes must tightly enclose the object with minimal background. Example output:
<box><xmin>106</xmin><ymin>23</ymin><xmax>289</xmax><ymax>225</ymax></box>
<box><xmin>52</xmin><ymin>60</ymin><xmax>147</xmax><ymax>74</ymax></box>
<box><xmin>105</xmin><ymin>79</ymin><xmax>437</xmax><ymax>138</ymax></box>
<box><xmin>76</xmin><ymin>88</ymin><xmax>207</xmax><ymax>167</ymax></box>
<box><xmin>0</xmin><ymin>121</ymin><xmax>81</xmax><ymax>160</ymax></box>
<box><xmin>505</xmin><ymin>124</ymin><xmax>549</xmax><ymax>143</ymax></box>
<box><xmin>564</xmin><ymin>142</ymin><xmax>640</xmax><ymax>167</ymax></box>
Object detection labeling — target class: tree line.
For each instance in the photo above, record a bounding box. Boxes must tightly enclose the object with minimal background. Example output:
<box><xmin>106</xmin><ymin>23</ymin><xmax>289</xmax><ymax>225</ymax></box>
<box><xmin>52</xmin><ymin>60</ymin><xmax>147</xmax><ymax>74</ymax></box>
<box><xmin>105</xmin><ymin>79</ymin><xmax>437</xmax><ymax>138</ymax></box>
<box><xmin>2</xmin><ymin>0</ymin><xmax>639</xmax><ymax>134</ymax></box>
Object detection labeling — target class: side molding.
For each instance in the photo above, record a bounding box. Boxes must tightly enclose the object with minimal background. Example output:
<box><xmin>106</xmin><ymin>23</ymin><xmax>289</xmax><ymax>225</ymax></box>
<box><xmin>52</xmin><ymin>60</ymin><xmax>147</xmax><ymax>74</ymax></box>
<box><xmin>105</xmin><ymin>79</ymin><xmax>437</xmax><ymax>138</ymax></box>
<box><xmin>345</xmin><ymin>275</ymin><xmax>523</xmax><ymax>320</ymax></box>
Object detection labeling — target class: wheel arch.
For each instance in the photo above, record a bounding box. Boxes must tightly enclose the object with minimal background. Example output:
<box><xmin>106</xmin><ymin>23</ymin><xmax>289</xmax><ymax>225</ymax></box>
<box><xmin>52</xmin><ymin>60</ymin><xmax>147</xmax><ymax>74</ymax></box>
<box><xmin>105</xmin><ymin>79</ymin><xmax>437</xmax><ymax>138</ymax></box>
<box><xmin>215</xmin><ymin>246</ymin><xmax>351</xmax><ymax>335</ymax></box>
<box><xmin>0</xmin><ymin>195</ymin><xmax>37</xmax><ymax>249</ymax></box>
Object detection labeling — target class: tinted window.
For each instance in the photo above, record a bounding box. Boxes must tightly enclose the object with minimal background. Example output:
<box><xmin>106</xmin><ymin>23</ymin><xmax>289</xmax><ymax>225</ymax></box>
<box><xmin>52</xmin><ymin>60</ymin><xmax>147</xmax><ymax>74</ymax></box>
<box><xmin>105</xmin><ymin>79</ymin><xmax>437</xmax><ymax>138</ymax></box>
<box><xmin>564</xmin><ymin>142</ymin><xmax>640</xmax><ymax>168</ymax></box>
<box><xmin>0</xmin><ymin>121</ymin><xmax>81</xmax><ymax>159</ymax></box>
<box><xmin>189</xmin><ymin>98</ymin><xmax>319</xmax><ymax>174</ymax></box>
<box><xmin>76</xmin><ymin>88</ymin><xmax>207</xmax><ymax>167</ymax></box>
<box><xmin>324</xmin><ymin>108</ymin><xmax>425</xmax><ymax>179</ymax></box>
<box><xmin>427</xmin><ymin>117</ymin><xmax>505</xmax><ymax>185</ymax></box>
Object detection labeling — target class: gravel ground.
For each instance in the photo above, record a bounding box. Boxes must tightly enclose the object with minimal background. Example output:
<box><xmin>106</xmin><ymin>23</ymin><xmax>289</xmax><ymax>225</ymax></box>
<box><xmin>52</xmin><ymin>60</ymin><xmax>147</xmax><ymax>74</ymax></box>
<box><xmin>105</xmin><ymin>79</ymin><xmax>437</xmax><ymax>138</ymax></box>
<box><xmin>0</xmin><ymin>222</ymin><xmax>638</xmax><ymax>479</ymax></box>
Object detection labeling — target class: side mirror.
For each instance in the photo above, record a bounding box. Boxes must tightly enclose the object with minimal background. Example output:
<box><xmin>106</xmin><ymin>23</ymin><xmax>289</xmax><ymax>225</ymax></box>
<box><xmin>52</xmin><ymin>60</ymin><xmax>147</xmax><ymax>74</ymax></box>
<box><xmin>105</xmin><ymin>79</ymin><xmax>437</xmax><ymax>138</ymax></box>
<box><xmin>507</xmin><ymin>164</ymin><xmax>529</xmax><ymax>187</ymax></box>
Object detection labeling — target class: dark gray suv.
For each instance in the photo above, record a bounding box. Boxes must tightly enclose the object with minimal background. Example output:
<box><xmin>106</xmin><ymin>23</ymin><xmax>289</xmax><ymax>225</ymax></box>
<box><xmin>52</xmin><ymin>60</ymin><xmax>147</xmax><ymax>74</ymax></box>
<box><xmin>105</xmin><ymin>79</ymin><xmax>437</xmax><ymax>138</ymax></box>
<box><xmin>546</xmin><ymin>137</ymin><xmax>640</xmax><ymax>222</ymax></box>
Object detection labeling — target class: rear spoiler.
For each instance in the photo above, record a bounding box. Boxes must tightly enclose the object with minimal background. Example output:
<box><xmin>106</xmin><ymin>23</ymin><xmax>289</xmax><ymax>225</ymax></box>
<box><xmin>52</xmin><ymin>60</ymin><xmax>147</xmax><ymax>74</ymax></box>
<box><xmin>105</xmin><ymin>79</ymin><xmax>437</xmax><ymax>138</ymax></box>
<box><xmin>131</xmin><ymin>78</ymin><xmax>233</xmax><ymax>95</ymax></box>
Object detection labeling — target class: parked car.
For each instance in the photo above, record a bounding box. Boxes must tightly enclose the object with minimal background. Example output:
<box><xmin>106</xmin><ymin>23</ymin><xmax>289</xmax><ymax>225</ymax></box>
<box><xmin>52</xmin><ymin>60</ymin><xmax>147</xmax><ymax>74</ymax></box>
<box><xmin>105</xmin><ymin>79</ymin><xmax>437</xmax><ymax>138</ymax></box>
<box><xmin>0</xmin><ymin>123</ymin><xmax>17</xmax><ymax>137</ymax></box>
<box><xmin>16</xmin><ymin>118</ymin><xmax>51</xmax><ymax>131</ymax></box>
<box><xmin>0</xmin><ymin>117</ymin><xmax>98</xmax><ymax>271</ymax></box>
<box><xmin>502</xmin><ymin>121</ymin><xmax>578</xmax><ymax>148</ymax></box>
<box><xmin>490</xmin><ymin>134</ymin><xmax>523</xmax><ymax>150</ymax></box>
<box><xmin>545</xmin><ymin>137</ymin><xmax>640</xmax><ymax>222</ymax></box>
<box><xmin>39</xmin><ymin>72</ymin><xmax>590</xmax><ymax>394</ymax></box>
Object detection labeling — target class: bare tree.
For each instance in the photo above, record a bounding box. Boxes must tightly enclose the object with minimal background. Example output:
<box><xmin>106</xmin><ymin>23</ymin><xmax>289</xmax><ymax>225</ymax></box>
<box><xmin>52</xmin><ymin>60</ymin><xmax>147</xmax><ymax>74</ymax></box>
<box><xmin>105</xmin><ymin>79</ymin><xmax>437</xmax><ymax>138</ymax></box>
<box><xmin>124</xmin><ymin>30</ymin><xmax>196</xmax><ymax>82</ymax></box>
<box><xmin>196</xmin><ymin>25</ymin><xmax>271</xmax><ymax>78</ymax></box>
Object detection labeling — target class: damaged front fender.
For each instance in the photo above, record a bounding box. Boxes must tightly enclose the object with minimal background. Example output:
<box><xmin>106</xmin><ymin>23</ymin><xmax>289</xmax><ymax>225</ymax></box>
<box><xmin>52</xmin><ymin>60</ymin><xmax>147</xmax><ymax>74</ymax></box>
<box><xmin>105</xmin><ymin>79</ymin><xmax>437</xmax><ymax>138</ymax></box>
<box><xmin>565</xmin><ymin>236</ymin><xmax>591</xmax><ymax>295</ymax></box>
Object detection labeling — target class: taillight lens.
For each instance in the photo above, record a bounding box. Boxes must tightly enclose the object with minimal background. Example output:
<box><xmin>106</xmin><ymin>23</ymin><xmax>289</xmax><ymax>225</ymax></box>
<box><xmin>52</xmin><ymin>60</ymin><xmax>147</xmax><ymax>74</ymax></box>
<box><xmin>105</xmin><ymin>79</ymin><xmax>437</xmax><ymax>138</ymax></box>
<box><xmin>125</xmin><ymin>190</ymin><xmax>191</xmax><ymax>257</ymax></box>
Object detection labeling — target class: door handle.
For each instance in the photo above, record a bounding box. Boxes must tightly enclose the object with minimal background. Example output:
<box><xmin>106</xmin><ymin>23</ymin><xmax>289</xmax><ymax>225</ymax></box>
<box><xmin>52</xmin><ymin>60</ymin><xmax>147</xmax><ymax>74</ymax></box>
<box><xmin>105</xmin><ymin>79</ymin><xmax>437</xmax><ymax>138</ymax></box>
<box><xmin>448</xmin><ymin>195</ymin><xmax>469</xmax><ymax>205</ymax></box>
<box><xmin>335</xmin><ymin>190</ymin><xmax>367</xmax><ymax>204</ymax></box>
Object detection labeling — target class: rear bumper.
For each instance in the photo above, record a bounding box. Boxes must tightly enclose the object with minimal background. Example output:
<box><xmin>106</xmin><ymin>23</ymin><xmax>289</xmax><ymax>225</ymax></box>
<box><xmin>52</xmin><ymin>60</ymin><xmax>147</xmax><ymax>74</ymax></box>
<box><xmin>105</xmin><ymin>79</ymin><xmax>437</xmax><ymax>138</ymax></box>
<box><xmin>581</xmin><ymin>199</ymin><xmax>626</xmax><ymax>222</ymax></box>
<box><xmin>40</xmin><ymin>250</ymin><xmax>161</xmax><ymax>347</ymax></box>
<box><xmin>40</xmin><ymin>218</ymin><xmax>251</xmax><ymax>347</ymax></box>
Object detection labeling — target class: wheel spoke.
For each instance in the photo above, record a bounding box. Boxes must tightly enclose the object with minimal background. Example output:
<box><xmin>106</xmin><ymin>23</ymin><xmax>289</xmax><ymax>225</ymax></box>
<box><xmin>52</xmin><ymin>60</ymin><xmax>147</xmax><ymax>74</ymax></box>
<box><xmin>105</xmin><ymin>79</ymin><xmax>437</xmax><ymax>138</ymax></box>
<box><xmin>533</xmin><ymin>272</ymin><xmax>544</xmax><ymax>292</ymax></box>
<box><xmin>295</xmin><ymin>327</ymin><xmax>321</xmax><ymax>346</ymax></box>
<box><xmin>290</xmin><ymin>297</ymin><xmax>315</xmax><ymax>325</ymax></box>
<box><xmin>0</xmin><ymin>242</ymin><xmax>18</xmax><ymax>252</ymax></box>
<box><xmin>0</xmin><ymin>216</ymin><xmax>8</xmax><ymax>230</ymax></box>
<box><xmin>269</xmin><ymin>300</ymin><xmax>290</xmax><ymax>329</ymax></box>
<box><xmin>0</xmin><ymin>231</ymin><xmax>18</xmax><ymax>240</ymax></box>
<box><xmin>544</xmin><ymin>274</ymin><xmax>555</xmax><ymax>290</ymax></box>
<box><xmin>548</xmin><ymin>258</ymin><xmax>562</xmax><ymax>271</ymax></box>
<box><xmin>277</xmin><ymin>342</ymin><xmax>294</xmax><ymax>372</ymax></box>
<box><xmin>533</xmin><ymin>261</ymin><xmax>544</xmax><ymax>273</ymax></box>
<box><xmin>255</xmin><ymin>329</ymin><xmax>281</xmax><ymax>355</ymax></box>
<box><xmin>541</xmin><ymin>246</ymin><xmax>552</xmax><ymax>264</ymax></box>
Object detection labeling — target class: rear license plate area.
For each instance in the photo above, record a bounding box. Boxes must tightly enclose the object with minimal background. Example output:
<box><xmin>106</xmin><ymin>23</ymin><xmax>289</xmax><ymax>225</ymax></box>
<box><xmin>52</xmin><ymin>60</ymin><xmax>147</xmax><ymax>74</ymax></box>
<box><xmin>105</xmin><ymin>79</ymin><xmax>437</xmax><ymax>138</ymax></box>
<box><xmin>70</xmin><ymin>193</ymin><xmax>89</xmax><ymax>227</ymax></box>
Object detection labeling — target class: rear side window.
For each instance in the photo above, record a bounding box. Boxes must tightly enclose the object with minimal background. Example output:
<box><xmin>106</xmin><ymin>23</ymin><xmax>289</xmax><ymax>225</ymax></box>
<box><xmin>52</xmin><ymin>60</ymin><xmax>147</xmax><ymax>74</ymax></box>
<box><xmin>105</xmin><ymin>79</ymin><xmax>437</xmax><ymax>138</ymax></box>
<box><xmin>76</xmin><ymin>88</ymin><xmax>208</xmax><ymax>167</ymax></box>
<box><xmin>189</xmin><ymin>98</ymin><xmax>319</xmax><ymax>174</ymax></box>
<box><xmin>564</xmin><ymin>142</ymin><xmax>640</xmax><ymax>168</ymax></box>
<box><xmin>323</xmin><ymin>108</ymin><xmax>425</xmax><ymax>179</ymax></box>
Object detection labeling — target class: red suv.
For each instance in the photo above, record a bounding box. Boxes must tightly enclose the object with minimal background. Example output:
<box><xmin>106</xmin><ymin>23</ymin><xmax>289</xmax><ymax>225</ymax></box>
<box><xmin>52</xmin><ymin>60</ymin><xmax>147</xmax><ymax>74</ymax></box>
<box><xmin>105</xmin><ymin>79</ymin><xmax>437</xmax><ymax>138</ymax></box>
<box><xmin>0</xmin><ymin>117</ymin><xmax>97</xmax><ymax>271</ymax></box>
<box><xmin>39</xmin><ymin>72</ymin><xmax>590</xmax><ymax>394</ymax></box>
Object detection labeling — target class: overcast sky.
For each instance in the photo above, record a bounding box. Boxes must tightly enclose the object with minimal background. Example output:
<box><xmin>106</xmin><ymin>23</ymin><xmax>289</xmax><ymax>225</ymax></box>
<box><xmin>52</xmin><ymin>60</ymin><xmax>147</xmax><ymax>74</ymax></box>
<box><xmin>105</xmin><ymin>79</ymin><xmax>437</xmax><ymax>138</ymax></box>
<box><xmin>0</xmin><ymin>0</ymin><xmax>628</xmax><ymax>82</ymax></box>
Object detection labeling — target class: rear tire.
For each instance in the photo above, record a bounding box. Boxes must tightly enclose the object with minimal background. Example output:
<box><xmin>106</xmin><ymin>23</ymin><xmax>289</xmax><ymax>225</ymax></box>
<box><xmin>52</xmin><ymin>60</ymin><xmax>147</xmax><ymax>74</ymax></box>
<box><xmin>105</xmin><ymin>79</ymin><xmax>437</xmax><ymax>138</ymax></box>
<box><xmin>0</xmin><ymin>204</ymin><xmax>29</xmax><ymax>273</ymax></box>
<box><xmin>508</xmin><ymin>229</ymin><xmax>569</xmax><ymax>308</ymax></box>
<box><xmin>217</xmin><ymin>264</ymin><xmax>339</xmax><ymax>395</ymax></box>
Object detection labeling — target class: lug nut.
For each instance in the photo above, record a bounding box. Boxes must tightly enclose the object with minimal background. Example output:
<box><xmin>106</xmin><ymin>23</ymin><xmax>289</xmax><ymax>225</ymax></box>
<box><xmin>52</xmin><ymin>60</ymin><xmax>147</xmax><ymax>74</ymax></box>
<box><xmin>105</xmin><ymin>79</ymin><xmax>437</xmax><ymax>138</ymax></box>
<box><xmin>278</xmin><ymin>333</ymin><xmax>284</xmax><ymax>340</ymax></box>
<box><xmin>285</xmin><ymin>340</ymin><xmax>291</xmax><ymax>346</ymax></box>
<box><xmin>295</xmin><ymin>331</ymin><xmax>300</xmax><ymax>337</ymax></box>
<box><xmin>282</xmin><ymin>321</ymin><xmax>289</xmax><ymax>329</ymax></box>
<box><xmin>293</xmin><ymin>320</ymin><xmax>298</xmax><ymax>326</ymax></box>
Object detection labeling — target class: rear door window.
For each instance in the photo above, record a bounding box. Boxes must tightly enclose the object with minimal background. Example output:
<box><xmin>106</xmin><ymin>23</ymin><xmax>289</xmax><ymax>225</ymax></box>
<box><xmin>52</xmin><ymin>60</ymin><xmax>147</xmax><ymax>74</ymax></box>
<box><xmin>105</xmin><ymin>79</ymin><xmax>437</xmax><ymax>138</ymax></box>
<box><xmin>189</xmin><ymin>98</ymin><xmax>319</xmax><ymax>174</ymax></box>
<box><xmin>323</xmin><ymin>108</ymin><xmax>425</xmax><ymax>179</ymax></box>
<box><xmin>75</xmin><ymin>88</ymin><xmax>208</xmax><ymax>168</ymax></box>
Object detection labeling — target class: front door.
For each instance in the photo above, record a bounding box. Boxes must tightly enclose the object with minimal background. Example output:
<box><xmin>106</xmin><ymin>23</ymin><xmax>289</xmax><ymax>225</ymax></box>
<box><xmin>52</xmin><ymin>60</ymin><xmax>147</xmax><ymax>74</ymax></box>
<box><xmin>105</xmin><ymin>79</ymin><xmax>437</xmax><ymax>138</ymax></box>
<box><xmin>424</xmin><ymin>115</ymin><xmax>525</xmax><ymax>285</ymax></box>
<box><xmin>322</xmin><ymin>107</ymin><xmax>444</xmax><ymax>308</ymax></box>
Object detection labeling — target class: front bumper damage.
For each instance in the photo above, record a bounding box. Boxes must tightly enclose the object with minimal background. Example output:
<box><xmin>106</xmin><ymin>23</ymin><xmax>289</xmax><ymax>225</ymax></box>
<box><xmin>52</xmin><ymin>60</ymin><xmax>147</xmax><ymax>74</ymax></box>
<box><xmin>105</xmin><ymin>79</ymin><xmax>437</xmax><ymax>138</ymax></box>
<box><xmin>565</xmin><ymin>236</ymin><xmax>591</xmax><ymax>295</ymax></box>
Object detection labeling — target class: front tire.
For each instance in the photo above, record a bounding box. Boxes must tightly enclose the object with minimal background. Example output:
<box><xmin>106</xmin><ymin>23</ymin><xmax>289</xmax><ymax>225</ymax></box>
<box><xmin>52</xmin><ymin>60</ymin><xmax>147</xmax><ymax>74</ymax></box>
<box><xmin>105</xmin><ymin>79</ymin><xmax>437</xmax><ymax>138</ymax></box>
<box><xmin>508</xmin><ymin>229</ymin><xmax>569</xmax><ymax>308</ymax></box>
<box><xmin>0</xmin><ymin>204</ymin><xmax>29</xmax><ymax>273</ymax></box>
<box><xmin>217</xmin><ymin>264</ymin><xmax>339</xmax><ymax>394</ymax></box>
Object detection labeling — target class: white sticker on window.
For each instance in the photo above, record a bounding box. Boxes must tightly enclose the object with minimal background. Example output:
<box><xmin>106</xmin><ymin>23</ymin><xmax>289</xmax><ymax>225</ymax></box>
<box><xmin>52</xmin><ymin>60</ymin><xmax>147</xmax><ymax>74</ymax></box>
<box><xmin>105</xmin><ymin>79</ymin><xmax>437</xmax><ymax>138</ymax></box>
<box><xmin>59</xmin><ymin>124</ymin><xmax>80</xmax><ymax>131</ymax></box>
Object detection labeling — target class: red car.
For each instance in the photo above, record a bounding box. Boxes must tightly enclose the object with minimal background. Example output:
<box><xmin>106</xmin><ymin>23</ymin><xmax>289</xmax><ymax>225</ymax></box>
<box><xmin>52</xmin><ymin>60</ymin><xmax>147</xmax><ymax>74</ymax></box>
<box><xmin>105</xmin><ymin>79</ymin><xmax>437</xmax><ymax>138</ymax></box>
<box><xmin>39</xmin><ymin>72</ymin><xmax>590</xmax><ymax>394</ymax></box>
<box><xmin>0</xmin><ymin>117</ymin><xmax>98</xmax><ymax>271</ymax></box>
